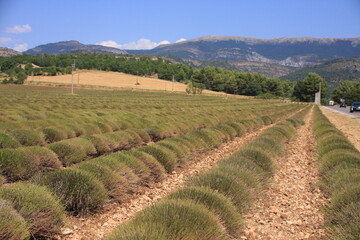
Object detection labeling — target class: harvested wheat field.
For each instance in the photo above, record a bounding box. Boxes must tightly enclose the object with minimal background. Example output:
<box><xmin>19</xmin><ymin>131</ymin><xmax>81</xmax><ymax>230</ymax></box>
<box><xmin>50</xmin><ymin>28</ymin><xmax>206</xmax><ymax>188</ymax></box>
<box><xmin>25</xmin><ymin>70</ymin><xmax>226</xmax><ymax>95</ymax></box>
<box><xmin>321</xmin><ymin>106</ymin><xmax>360</xmax><ymax>151</ymax></box>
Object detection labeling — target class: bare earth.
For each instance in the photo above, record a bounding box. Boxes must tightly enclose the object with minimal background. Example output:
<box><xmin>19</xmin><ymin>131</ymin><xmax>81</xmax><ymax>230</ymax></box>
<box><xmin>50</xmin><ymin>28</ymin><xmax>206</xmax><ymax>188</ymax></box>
<box><xmin>241</xmin><ymin>109</ymin><xmax>328</xmax><ymax>240</ymax></box>
<box><xmin>61</xmin><ymin>124</ymin><xmax>276</xmax><ymax>240</ymax></box>
<box><xmin>321</xmin><ymin>107</ymin><xmax>360</xmax><ymax>151</ymax></box>
<box><xmin>26</xmin><ymin>70</ymin><xmax>225</xmax><ymax>95</ymax></box>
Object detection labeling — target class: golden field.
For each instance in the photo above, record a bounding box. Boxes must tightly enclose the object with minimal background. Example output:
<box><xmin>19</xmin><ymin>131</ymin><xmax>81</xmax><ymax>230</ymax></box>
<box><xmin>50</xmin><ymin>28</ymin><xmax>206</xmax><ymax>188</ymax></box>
<box><xmin>25</xmin><ymin>70</ymin><xmax>226</xmax><ymax>95</ymax></box>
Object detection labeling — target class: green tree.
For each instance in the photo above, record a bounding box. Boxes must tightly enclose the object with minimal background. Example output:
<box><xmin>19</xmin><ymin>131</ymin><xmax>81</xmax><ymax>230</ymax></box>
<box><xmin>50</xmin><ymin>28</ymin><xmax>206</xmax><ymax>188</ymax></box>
<box><xmin>293</xmin><ymin>72</ymin><xmax>328</xmax><ymax>102</ymax></box>
<box><xmin>332</xmin><ymin>80</ymin><xmax>357</xmax><ymax>103</ymax></box>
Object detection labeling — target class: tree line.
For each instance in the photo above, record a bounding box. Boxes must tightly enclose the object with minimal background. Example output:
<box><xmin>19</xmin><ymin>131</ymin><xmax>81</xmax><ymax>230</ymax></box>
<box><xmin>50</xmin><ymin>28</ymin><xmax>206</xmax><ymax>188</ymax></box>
<box><xmin>2</xmin><ymin>53</ymin><xmax>352</xmax><ymax>103</ymax></box>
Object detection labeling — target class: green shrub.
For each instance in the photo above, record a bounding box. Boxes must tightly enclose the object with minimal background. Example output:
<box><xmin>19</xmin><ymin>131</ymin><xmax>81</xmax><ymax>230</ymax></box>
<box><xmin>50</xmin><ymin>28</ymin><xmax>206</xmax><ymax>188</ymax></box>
<box><xmin>189</xmin><ymin>171</ymin><xmax>250</xmax><ymax>212</ymax></box>
<box><xmin>80</xmin><ymin>135</ymin><xmax>111</xmax><ymax>155</ymax></box>
<box><xmin>216</xmin><ymin>164</ymin><xmax>260</xmax><ymax>189</ymax></box>
<box><xmin>320</xmin><ymin>150</ymin><xmax>360</xmax><ymax>175</ymax></box>
<box><xmin>106</xmin><ymin>199</ymin><xmax>228</xmax><ymax>240</ymax></box>
<box><xmin>328</xmin><ymin>168</ymin><xmax>360</xmax><ymax>192</ymax></box>
<box><xmin>124</xmin><ymin>130</ymin><xmax>143</xmax><ymax>147</ymax></box>
<box><xmin>19</xmin><ymin>146</ymin><xmax>62</xmax><ymax>171</ymax></box>
<box><xmin>270</xmin><ymin>123</ymin><xmax>296</xmax><ymax>141</ymax></box>
<box><xmin>102</xmin><ymin>131</ymin><xmax>133</xmax><ymax>151</ymax></box>
<box><xmin>249</xmin><ymin>137</ymin><xmax>283</xmax><ymax>156</ymax></box>
<box><xmin>157</xmin><ymin>140</ymin><xmax>189</xmax><ymax>160</ymax></box>
<box><xmin>317</xmin><ymin>143</ymin><xmax>357</xmax><ymax>159</ymax></box>
<box><xmin>91</xmin><ymin>155</ymin><xmax>139</xmax><ymax>186</ymax></box>
<box><xmin>110</xmin><ymin>153</ymin><xmax>151</xmax><ymax>179</ymax></box>
<box><xmin>47</xmin><ymin>138</ymin><xmax>96</xmax><ymax>166</ymax></box>
<box><xmin>317</xmin><ymin>135</ymin><xmax>351</xmax><ymax>150</ymax></box>
<box><xmin>166</xmin><ymin>137</ymin><xmax>196</xmax><ymax>152</ymax></box>
<box><xmin>72</xmin><ymin>162</ymin><xmax>126</xmax><ymax>199</ymax></box>
<box><xmin>186</xmin><ymin>130</ymin><xmax>220</xmax><ymax>149</ymax></box>
<box><xmin>226</xmin><ymin>122</ymin><xmax>246</xmax><ymax>137</ymax></box>
<box><xmin>224</xmin><ymin>155</ymin><xmax>267</xmax><ymax>180</ymax></box>
<box><xmin>127</xmin><ymin>129</ymin><xmax>151</xmax><ymax>143</ymax></box>
<box><xmin>69</xmin><ymin>138</ymin><xmax>97</xmax><ymax>155</ymax></box>
<box><xmin>167</xmin><ymin>187</ymin><xmax>243</xmax><ymax>236</ymax></box>
<box><xmin>0</xmin><ymin>175</ymin><xmax>5</xmax><ymax>186</ymax></box>
<box><xmin>41</xmin><ymin>127</ymin><xmax>67</xmax><ymax>143</ymax></box>
<box><xmin>145</xmin><ymin>125</ymin><xmax>171</xmax><ymax>140</ymax></box>
<box><xmin>81</xmin><ymin>123</ymin><xmax>102</xmax><ymax>135</ymax></box>
<box><xmin>0</xmin><ymin>183</ymin><xmax>67</xmax><ymax>238</ymax></box>
<box><xmin>138</xmin><ymin>145</ymin><xmax>177</xmax><ymax>173</ymax></box>
<box><xmin>261</xmin><ymin>116</ymin><xmax>273</xmax><ymax>125</ymax></box>
<box><xmin>10</xmin><ymin>129</ymin><xmax>45</xmax><ymax>146</ymax></box>
<box><xmin>233</xmin><ymin>148</ymin><xmax>274</xmax><ymax>174</ymax></box>
<box><xmin>94</xmin><ymin>122</ymin><xmax>112</xmax><ymax>133</ymax></box>
<box><xmin>329</xmin><ymin>183</ymin><xmax>360</xmax><ymax>213</ymax></box>
<box><xmin>122</xmin><ymin>150</ymin><xmax>165</xmax><ymax>182</ymax></box>
<box><xmin>0</xmin><ymin>149</ymin><xmax>38</xmax><ymax>181</ymax></box>
<box><xmin>326</xmin><ymin>202</ymin><xmax>360</xmax><ymax>240</ymax></box>
<box><xmin>0</xmin><ymin>198</ymin><xmax>30</xmax><ymax>240</ymax></box>
<box><xmin>36</xmin><ymin>169</ymin><xmax>108</xmax><ymax>214</ymax></box>
<box><xmin>180</xmin><ymin>134</ymin><xmax>208</xmax><ymax>150</ymax></box>
<box><xmin>65</xmin><ymin>124</ymin><xmax>85</xmax><ymax>137</ymax></box>
<box><xmin>0</xmin><ymin>133</ymin><xmax>21</xmax><ymax>148</ymax></box>
<box><xmin>214</xmin><ymin>124</ymin><xmax>237</xmax><ymax>140</ymax></box>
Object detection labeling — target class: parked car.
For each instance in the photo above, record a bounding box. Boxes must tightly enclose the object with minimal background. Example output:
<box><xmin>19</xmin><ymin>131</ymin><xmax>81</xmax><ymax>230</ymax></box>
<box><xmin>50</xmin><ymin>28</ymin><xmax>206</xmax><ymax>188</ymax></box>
<box><xmin>350</xmin><ymin>102</ymin><xmax>360</xmax><ymax>112</ymax></box>
<box><xmin>340</xmin><ymin>102</ymin><xmax>347</xmax><ymax>108</ymax></box>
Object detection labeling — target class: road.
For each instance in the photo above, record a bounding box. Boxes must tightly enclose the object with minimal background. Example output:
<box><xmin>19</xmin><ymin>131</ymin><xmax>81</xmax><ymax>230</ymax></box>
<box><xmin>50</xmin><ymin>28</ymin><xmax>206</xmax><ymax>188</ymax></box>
<box><xmin>323</xmin><ymin>105</ymin><xmax>360</xmax><ymax>118</ymax></box>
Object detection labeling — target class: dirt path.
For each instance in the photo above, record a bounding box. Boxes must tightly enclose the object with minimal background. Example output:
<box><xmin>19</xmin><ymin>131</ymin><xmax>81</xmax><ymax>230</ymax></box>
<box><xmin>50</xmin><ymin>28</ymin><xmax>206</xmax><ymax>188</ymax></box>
<box><xmin>61</xmin><ymin>124</ymin><xmax>276</xmax><ymax>240</ymax></box>
<box><xmin>241</xmin><ymin>109</ymin><xmax>328</xmax><ymax>240</ymax></box>
<box><xmin>321</xmin><ymin>107</ymin><xmax>360</xmax><ymax>151</ymax></box>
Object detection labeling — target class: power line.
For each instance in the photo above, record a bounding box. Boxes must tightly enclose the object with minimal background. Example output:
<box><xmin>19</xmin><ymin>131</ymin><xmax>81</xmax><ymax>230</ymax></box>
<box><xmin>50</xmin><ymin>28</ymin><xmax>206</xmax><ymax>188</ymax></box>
<box><xmin>71</xmin><ymin>60</ymin><xmax>76</xmax><ymax>94</ymax></box>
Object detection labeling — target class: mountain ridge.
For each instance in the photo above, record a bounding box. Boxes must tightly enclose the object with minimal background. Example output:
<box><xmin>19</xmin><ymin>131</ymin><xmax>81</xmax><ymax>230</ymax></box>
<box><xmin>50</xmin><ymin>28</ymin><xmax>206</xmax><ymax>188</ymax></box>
<box><xmin>128</xmin><ymin>36</ymin><xmax>360</xmax><ymax>68</ymax></box>
<box><xmin>0</xmin><ymin>47</ymin><xmax>21</xmax><ymax>57</ymax></box>
<box><xmin>24</xmin><ymin>40</ymin><xmax>126</xmax><ymax>55</ymax></box>
<box><xmin>280</xmin><ymin>56</ymin><xmax>360</xmax><ymax>89</ymax></box>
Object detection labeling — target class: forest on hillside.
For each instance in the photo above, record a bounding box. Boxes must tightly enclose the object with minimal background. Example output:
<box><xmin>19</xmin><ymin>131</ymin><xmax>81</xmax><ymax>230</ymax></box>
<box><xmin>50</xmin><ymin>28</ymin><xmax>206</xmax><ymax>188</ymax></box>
<box><xmin>2</xmin><ymin>53</ymin><xmax>357</xmax><ymax>103</ymax></box>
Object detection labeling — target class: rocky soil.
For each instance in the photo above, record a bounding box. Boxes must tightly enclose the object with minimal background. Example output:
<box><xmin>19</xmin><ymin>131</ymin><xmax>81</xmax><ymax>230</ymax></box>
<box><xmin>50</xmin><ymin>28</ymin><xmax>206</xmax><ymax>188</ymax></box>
<box><xmin>321</xmin><ymin>107</ymin><xmax>360</xmax><ymax>151</ymax></box>
<box><xmin>241</xmin><ymin>109</ymin><xmax>328</xmax><ymax>240</ymax></box>
<box><xmin>61</xmin><ymin>124</ymin><xmax>275</xmax><ymax>240</ymax></box>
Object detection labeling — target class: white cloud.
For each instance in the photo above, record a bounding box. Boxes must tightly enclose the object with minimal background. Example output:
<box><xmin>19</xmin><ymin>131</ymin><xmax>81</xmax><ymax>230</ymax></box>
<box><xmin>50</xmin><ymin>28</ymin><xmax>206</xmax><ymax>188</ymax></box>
<box><xmin>6</xmin><ymin>24</ymin><xmax>32</xmax><ymax>34</ymax></box>
<box><xmin>158</xmin><ymin>40</ymin><xmax>170</xmax><ymax>45</ymax></box>
<box><xmin>0</xmin><ymin>37</ymin><xmax>14</xmax><ymax>44</ymax></box>
<box><xmin>96</xmin><ymin>40</ymin><xmax>121</xmax><ymax>48</ymax></box>
<box><xmin>176</xmin><ymin>38</ymin><xmax>186</xmax><ymax>43</ymax></box>
<box><xmin>13</xmin><ymin>43</ymin><xmax>28</xmax><ymax>52</ymax></box>
<box><xmin>97</xmin><ymin>38</ymin><xmax>171</xmax><ymax>50</ymax></box>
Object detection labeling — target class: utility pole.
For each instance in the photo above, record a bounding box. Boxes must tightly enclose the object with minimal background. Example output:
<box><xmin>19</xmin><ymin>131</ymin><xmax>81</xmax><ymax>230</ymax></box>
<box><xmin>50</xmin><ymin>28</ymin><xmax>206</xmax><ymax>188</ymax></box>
<box><xmin>136</xmin><ymin>71</ymin><xmax>139</xmax><ymax>85</ymax></box>
<box><xmin>319</xmin><ymin>81</ymin><xmax>321</xmax><ymax>104</ymax></box>
<box><xmin>172</xmin><ymin>75</ymin><xmax>174</xmax><ymax>92</ymax></box>
<box><xmin>71</xmin><ymin>60</ymin><xmax>76</xmax><ymax>94</ymax></box>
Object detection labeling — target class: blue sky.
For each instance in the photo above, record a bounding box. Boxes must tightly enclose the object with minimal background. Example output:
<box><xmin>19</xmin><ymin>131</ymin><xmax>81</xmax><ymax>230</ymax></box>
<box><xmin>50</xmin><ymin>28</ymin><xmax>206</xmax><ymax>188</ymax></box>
<box><xmin>0</xmin><ymin>0</ymin><xmax>359</xmax><ymax>51</ymax></box>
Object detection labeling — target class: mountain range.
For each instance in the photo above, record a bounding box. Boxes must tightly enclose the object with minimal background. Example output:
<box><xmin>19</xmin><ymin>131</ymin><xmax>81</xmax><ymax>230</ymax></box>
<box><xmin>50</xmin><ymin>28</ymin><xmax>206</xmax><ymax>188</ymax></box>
<box><xmin>280</xmin><ymin>57</ymin><xmax>360</xmax><ymax>89</ymax></box>
<box><xmin>24</xmin><ymin>40</ymin><xmax>126</xmax><ymax>55</ymax></box>
<box><xmin>3</xmin><ymin>35</ymin><xmax>360</xmax><ymax>83</ymax></box>
<box><xmin>0</xmin><ymin>47</ymin><xmax>21</xmax><ymax>57</ymax></box>
<box><xmin>128</xmin><ymin>36</ymin><xmax>360</xmax><ymax>68</ymax></box>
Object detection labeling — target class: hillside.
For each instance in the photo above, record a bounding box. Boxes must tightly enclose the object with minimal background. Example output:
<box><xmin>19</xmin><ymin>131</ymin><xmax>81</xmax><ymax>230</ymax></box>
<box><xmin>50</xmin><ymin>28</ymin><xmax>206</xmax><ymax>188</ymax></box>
<box><xmin>0</xmin><ymin>47</ymin><xmax>21</xmax><ymax>56</ymax></box>
<box><xmin>25</xmin><ymin>69</ymin><xmax>225</xmax><ymax>95</ymax></box>
<box><xmin>280</xmin><ymin>57</ymin><xmax>360</xmax><ymax>89</ymax></box>
<box><xmin>24</xmin><ymin>40</ymin><xmax>126</xmax><ymax>55</ymax></box>
<box><xmin>165</xmin><ymin>56</ymin><xmax>293</xmax><ymax>78</ymax></box>
<box><xmin>128</xmin><ymin>36</ymin><xmax>360</xmax><ymax>68</ymax></box>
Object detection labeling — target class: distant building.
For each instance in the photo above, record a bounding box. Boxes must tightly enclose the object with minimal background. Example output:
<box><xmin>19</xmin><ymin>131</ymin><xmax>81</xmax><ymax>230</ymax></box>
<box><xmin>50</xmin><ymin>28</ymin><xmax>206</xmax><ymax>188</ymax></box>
<box><xmin>18</xmin><ymin>63</ymin><xmax>40</xmax><ymax>69</ymax></box>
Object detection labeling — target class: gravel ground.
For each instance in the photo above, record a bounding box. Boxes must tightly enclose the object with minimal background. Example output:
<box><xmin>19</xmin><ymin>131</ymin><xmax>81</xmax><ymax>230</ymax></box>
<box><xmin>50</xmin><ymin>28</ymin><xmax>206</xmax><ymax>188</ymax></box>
<box><xmin>241</xmin><ymin>108</ymin><xmax>328</xmax><ymax>240</ymax></box>
<box><xmin>60</xmin><ymin>123</ymin><xmax>276</xmax><ymax>240</ymax></box>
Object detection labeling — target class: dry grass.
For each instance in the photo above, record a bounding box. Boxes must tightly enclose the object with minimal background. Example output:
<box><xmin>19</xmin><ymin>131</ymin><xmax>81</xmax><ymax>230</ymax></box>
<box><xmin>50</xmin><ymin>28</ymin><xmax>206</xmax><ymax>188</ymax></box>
<box><xmin>25</xmin><ymin>70</ymin><xmax>227</xmax><ymax>95</ymax></box>
<box><xmin>321</xmin><ymin>107</ymin><xmax>360</xmax><ymax>151</ymax></box>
